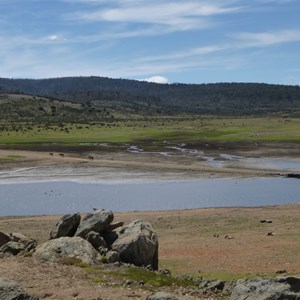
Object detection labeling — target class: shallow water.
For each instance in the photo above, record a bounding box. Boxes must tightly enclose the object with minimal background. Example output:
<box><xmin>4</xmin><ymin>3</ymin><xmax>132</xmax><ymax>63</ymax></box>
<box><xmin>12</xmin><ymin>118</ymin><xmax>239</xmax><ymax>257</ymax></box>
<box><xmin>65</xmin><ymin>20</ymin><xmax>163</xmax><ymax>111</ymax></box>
<box><xmin>0</xmin><ymin>178</ymin><xmax>299</xmax><ymax>216</ymax></box>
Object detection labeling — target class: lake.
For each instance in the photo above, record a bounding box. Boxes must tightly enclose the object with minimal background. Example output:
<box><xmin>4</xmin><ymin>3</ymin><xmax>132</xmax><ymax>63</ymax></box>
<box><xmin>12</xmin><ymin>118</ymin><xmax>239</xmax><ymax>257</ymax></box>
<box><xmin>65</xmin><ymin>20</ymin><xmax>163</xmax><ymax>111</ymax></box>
<box><xmin>0</xmin><ymin>177</ymin><xmax>299</xmax><ymax>216</ymax></box>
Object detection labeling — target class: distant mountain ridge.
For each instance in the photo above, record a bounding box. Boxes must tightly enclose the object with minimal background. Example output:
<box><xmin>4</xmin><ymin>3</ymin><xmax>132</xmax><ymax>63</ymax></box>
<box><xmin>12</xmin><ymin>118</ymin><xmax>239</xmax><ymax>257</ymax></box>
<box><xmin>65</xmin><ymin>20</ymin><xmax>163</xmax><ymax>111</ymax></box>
<box><xmin>0</xmin><ymin>76</ymin><xmax>300</xmax><ymax>115</ymax></box>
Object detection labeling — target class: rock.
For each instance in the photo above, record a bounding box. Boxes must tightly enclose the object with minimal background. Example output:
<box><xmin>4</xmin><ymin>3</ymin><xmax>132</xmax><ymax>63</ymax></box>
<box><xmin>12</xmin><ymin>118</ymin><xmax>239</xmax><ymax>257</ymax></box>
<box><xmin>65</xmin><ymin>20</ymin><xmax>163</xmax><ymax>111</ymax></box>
<box><xmin>9</xmin><ymin>232</ymin><xmax>28</xmax><ymax>241</ymax></box>
<box><xmin>102</xmin><ymin>229</ymin><xmax>120</xmax><ymax>247</ymax></box>
<box><xmin>111</xmin><ymin>220</ymin><xmax>158</xmax><ymax>270</ymax></box>
<box><xmin>0</xmin><ymin>277</ymin><xmax>39</xmax><ymax>300</ymax></box>
<box><xmin>0</xmin><ymin>232</ymin><xmax>10</xmax><ymax>247</ymax></box>
<box><xmin>9</xmin><ymin>233</ymin><xmax>37</xmax><ymax>251</ymax></box>
<box><xmin>75</xmin><ymin>209</ymin><xmax>114</xmax><ymax>238</ymax></box>
<box><xmin>98</xmin><ymin>246</ymin><xmax>109</xmax><ymax>255</ymax></box>
<box><xmin>85</xmin><ymin>231</ymin><xmax>107</xmax><ymax>249</ymax></box>
<box><xmin>207</xmin><ymin>280</ymin><xmax>225</xmax><ymax>291</ymax></box>
<box><xmin>159</xmin><ymin>269</ymin><xmax>171</xmax><ymax>276</ymax></box>
<box><xmin>49</xmin><ymin>213</ymin><xmax>81</xmax><ymax>239</ymax></box>
<box><xmin>106</xmin><ymin>222</ymin><xmax>124</xmax><ymax>231</ymax></box>
<box><xmin>33</xmin><ymin>237</ymin><xmax>100</xmax><ymax>265</ymax></box>
<box><xmin>105</xmin><ymin>250</ymin><xmax>119</xmax><ymax>263</ymax></box>
<box><xmin>0</xmin><ymin>241</ymin><xmax>25</xmax><ymax>255</ymax></box>
<box><xmin>146</xmin><ymin>292</ymin><xmax>179</xmax><ymax>300</ymax></box>
<box><xmin>230</xmin><ymin>276</ymin><xmax>300</xmax><ymax>300</ymax></box>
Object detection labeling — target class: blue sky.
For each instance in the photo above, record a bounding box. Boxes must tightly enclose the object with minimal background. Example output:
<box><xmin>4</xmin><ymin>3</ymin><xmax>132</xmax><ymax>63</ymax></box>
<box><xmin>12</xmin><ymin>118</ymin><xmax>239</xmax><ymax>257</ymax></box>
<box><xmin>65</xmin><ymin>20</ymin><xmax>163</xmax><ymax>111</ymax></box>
<box><xmin>0</xmin><ymin>0</ymin><xmax>300</xmax><ymax>84</ymax></box>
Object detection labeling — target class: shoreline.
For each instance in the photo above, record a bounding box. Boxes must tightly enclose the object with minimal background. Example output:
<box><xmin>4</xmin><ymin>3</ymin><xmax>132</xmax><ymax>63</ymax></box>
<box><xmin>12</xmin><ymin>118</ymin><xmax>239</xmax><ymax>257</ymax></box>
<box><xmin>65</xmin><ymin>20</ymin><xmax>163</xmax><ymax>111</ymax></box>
<box><xmin>1</xmin><ymin>148</ymin><xmax>299</xmax><ymax>183</ymax></box>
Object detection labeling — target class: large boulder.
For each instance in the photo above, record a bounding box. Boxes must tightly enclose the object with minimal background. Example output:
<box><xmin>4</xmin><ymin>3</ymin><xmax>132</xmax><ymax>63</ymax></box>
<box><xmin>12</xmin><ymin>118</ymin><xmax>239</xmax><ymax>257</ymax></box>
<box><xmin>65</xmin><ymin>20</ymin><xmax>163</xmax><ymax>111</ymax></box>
<box><xmin>0</xmin><ymin>232</ymin><xmax>10</xmax><ymax>247</ymax></box>
<box><xmin>33</xmin><ymin>237</ymin><xmax>100</xmax><ymax>265</ymax></box>
<box><xmin>0</xmin><ymin>277</ymin><xmax>38</xmax><ymax>300</ymax></box>
<box><xmin>230</xmin><ymin>276</ymin><xmax>300</xmax><ymax>300</ymax></box>
<box><xmin>111</xmin><ymin>220</ymin><xmax>158</xmax><ymax>270</ymax></box>
<box><xmin>75</xmin><ymin>209</ymin><xmax>114</xmax><ymax>238</ymax></box>
<box><xmin>49</xmin><ymin>213</ymin><xmax>81</xmax><ymax>239</ymax></box>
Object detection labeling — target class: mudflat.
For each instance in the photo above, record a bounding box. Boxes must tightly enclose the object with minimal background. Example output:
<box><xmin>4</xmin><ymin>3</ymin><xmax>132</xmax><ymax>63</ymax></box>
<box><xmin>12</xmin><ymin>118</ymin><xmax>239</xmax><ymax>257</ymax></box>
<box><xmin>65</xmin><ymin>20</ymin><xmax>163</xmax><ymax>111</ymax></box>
<box><xmin>0</xmin><ymin>141</ymin><xmax>300</xmax><ymax>179</ymax></box>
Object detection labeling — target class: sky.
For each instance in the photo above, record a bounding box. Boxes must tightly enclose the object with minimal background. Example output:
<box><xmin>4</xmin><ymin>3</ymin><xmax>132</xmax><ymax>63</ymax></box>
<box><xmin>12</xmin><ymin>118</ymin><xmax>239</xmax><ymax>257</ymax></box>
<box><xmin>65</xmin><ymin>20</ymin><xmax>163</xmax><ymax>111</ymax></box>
<box><xmin>0</xmin><ymin>0</ymin><xmax>300</xmax><ymax>85</ymax></box>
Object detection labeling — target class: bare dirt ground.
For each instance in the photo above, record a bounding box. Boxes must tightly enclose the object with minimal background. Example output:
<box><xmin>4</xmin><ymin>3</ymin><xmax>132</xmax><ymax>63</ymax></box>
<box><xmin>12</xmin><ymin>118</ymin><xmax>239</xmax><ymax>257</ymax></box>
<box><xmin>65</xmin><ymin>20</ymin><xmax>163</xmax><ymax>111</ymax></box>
<box><xmin>1</xmin><ymin>205</ymin><xmax>300</xmax><ymax>299</ymax></box>
<box><xmin>0</xmin><ymin>146</ymin><xmax>299</xmax><ymax>299</ymax></box>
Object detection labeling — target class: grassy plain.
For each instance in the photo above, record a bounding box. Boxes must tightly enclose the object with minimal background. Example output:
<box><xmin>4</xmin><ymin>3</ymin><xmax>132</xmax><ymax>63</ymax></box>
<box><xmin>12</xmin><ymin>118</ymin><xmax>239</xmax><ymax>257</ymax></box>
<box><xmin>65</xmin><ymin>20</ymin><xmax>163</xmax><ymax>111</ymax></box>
<box><xmin>0</xmin><ymin>116</ymin><xmax>299</xmax><ymax>149</ymax></box>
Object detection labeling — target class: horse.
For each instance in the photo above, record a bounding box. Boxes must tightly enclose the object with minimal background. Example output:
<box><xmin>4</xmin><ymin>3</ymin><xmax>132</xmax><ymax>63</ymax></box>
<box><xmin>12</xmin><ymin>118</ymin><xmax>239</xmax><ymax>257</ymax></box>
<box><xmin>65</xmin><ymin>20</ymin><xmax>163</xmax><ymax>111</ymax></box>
<box><xmin>88</xmin><ymin>155</ymin><xmax>94</xmax><ymax>160</ymax></box>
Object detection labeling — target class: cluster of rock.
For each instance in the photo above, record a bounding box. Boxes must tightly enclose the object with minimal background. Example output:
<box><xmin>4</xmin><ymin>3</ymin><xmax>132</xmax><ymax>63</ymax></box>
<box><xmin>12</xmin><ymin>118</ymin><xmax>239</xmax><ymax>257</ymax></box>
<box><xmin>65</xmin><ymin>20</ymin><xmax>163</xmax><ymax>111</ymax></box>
<box><xmin>230</xmin><ymin>276</ymin><xmax>300</xmax><ymax>300</ymax></box>
<box><xmin>34</xmin><ymin>209</ymin><xmax>159</xmax><ymax>270</ymax></box>
<box><xmin>144</xmin><ymin>275</ymin><xmax>300</xmax><ymax>300</ymax></box>
<box><xmin>0</xmin><ymin>231</ymin><xmax>36</xmax><ymax>257</ymax></box>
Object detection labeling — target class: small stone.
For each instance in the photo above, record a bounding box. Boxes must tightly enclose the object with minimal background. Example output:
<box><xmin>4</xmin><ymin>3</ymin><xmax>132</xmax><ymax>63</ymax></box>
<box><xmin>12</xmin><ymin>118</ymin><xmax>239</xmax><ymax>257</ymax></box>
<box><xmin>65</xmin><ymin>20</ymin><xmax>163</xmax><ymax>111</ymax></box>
<box><xmin>106</xmin><ymin>250</ymin><xmax>119</xmax><ymax>263</ymax></box>
<box><xmin>146</xmin><ymin>292</ymin><xmax>179</xmax><ymax>300</ymax></box>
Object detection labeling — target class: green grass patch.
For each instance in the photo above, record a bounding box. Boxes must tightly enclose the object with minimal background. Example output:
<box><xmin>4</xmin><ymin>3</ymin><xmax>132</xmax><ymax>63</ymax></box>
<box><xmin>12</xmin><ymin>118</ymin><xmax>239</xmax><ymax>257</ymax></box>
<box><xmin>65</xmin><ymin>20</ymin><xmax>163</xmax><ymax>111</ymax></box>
<box><xmin>93</xmin><ymin>277</ymin><xmax>107</xmax><ymax>284</ymax></box>
<box><xmin>123</xmin><ymin>267</ymin><xmax>195</xmax><ymax>287</ymax></box>
<box><xmin>0</xmin><ymin>116</ymin><xmax>299</xmax><ymax>146</ymax></box>
<box><xmin>81</xmin><ymin>265</ymin><xmax>196</xmax><ymax>288</ymax></box>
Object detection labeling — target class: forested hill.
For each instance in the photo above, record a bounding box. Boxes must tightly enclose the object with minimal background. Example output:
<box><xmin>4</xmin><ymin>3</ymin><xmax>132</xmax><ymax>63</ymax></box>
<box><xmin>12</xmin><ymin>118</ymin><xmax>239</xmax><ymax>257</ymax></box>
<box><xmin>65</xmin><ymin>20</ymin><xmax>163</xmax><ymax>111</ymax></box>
<box><xmin>0</xmin><ymin>76</ymin><xmax>300</xmax><ymax>115</ymax></box>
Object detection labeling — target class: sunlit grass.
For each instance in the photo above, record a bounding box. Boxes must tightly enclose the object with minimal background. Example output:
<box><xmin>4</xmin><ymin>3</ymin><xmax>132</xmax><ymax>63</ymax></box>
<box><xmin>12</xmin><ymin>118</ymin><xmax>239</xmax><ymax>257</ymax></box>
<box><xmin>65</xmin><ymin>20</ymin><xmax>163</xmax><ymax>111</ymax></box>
<box><xmin>0</xmin><ymin>116</ymin><xmax>299</xmax><ymax>146</ymax></box>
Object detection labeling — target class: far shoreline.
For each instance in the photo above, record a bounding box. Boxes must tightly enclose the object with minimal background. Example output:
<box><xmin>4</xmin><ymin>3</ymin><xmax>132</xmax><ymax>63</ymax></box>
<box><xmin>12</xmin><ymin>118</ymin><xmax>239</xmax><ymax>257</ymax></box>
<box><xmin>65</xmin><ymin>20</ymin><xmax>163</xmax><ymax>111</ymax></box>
<box><xmin>1</xmin><ymin>146</ymin><xmax>299</xmax><ymax>182</ymax></box>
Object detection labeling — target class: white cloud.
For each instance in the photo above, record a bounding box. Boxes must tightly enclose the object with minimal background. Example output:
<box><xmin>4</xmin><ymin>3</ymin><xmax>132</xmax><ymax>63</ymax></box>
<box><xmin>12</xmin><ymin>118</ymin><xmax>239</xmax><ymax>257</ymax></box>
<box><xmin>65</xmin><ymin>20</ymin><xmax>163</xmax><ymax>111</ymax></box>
<box><xmin>235</xmin><ymin>30</ymin><xmax>300</xmax><ymax>47</ymax></box>
<box><xmin>48</xmin><ymin>35</ymin><xmax>59</xmax><ymax>41</ymax></box>
<box><xmin>66</xmin><ymin>1</ymin><xmax>243</xmax><ymax>33</ymax></box>
<box><xmin>141</xmin><ymin>76</ymin><xmax>169</xmax><ymax>84</ymax></box>
<box><xmin>138</xmin><ymin>45</ymin><xmax>229</xmax><ymax>63</ymax></box>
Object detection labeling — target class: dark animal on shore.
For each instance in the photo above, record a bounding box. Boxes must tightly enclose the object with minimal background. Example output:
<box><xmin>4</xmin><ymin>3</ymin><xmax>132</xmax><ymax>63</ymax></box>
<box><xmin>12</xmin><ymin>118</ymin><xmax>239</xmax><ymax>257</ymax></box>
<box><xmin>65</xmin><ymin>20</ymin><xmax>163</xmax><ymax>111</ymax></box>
<box><xmin>88</xmin><ymin>155</ymin><xmax>94</xmax><ymax>160</ymax></box>
<box><xmin>59</xmin><ymin>153</ymin><xmax>64</xmax><ymax>157</ymax></box>
<box><xmin>49</xmin><ymin>152</ymin><xmax>54</xmax><ymax>156</ymax></box>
